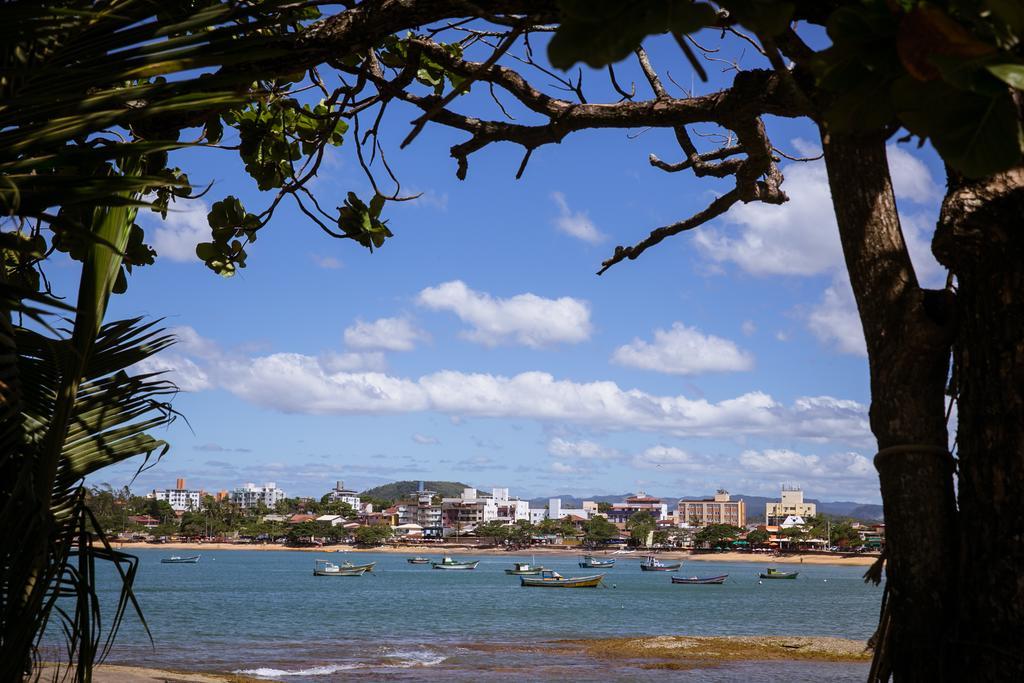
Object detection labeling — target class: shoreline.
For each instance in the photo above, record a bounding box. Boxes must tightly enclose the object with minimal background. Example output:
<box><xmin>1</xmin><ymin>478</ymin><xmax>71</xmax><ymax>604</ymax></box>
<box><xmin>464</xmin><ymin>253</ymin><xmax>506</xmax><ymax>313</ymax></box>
<box><xmin>63</xmin><ymin>636</ymin><xmax>871</xmax><ymax>681</ymax></box>
<box><xmin>116</xmin><ymin>541</ymin><xmax>876</xmax><ymax>566</ymax></box>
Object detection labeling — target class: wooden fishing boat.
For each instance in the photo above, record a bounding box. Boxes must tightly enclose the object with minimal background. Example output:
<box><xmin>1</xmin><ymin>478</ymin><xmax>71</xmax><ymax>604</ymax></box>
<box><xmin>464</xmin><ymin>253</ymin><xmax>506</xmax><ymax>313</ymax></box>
<box><xmin>520</xmin><ymin>570</ymin><xmax>604</xmax><ymax>588</ymax></box>
<box><xmin>431</xmin><ymin>556</ymin><xmax>479</xmax><ymax>570</ymax></box>
<box><xmin>313</xmin><ymin>559</ymin><xmax>367</xmax><ymax>576</ymax></box>
<box><xmin>640</xmin><ymin>555</ymin><xmax>681</xmax><ymax>571</ymax></box>
<box><xmin>578</xmin><ymin>554</ymin><xmax>615</xmax><ymax>568</ymax></box>
<box><xmin>759</xmin><ymin>568</ymin><xmax>799</xmax><ymax>579</ymax></box>
<box><xmin>505</xmin><ymin>561</ymin><xmax>546</xmax><ymax>575</ymax></box>
<box><xmin>406</xmin><ymin>557</ymin><xmax>431</xmax><ymax>564</ymax></box>
<box><xmin>335</xmin><ymin>560</ymin><xmax>376</xmax><ymax>572</ymax></box>
<box><xmin>160</xmin><ymin>555</ymin><xmax>200</xmax><ymax>564</ymax></box>
<box><xmin>672</xmin><ymin>574</ymin><xmax>728</xmax><ymax>585</ymax></box>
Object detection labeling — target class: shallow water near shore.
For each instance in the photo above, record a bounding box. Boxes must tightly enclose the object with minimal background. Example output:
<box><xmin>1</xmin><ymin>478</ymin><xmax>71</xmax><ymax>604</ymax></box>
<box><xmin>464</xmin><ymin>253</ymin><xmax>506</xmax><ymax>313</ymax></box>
<box><xmin>84</xmin><ymin>549</ymin><xmax>880</xmax><ymax>681</ymax></box>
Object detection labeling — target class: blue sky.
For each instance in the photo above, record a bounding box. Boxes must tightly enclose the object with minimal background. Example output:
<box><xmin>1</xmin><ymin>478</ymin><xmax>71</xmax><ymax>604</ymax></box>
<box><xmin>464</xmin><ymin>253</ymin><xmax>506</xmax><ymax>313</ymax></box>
<box><xmin>65</xmin><ymin>31</ymin><xmax>947</xmax><ymax>503</ymax></box>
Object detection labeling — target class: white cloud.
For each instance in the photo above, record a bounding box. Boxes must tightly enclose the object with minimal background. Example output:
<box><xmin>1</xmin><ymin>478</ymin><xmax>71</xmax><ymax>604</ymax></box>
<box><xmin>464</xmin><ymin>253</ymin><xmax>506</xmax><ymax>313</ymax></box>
<box><xmin>171</xmin><ymin>325</ymin><xmax>221</xmax><ymax>359</ymax></box>
<box><xmin>311</xmin><ymin>254</ymin><xmax>343</xmax><ymax>269</ymax></box>
<box><xmin>547</xmin><ymin>437</ymin><xmax>619</xmax><ymax>460</ymax></box>
<box><xmin>741</xmin><ymin>320</ymin><xmax>756</xmax><ymax>337</ymax></box>
<box><xmin>695</xmin><ymin>160</ymin><xmax>841</xmax><ymax>276</ymax></box>
<box><xmin>611</xmin><ymin>322</ymin><xmax>754</xmax><ymax>375</ymax></box>
<box><xmin>134</xmin><ymin>353</ymin><xmax>211</xmax><ymax>391</ymax></box>
<box><xmin>412</xmin><ymin>434</ymin><xmax>440</xmax><ymax>445</ymax></box>
<box><xmin>739</xmin><ymin>448</ymin><xmax>824</xmax><ymax>476</ymax></box>
<box><xmin>551</xmin><ymin>191</ymin><xmax>606</xmax><ymax>244</ymax></box>
<box><xmin>632</xmin><ymin>445</ymin><xmax>701</xmax><ymax>470</ymax></box>
<box><xmin>735</xmin><ymin>448</ymin><xmax>877</xmax><ymax>494</ymax></box>
<box><xmin>887</xmin><ymin>143</ymin><xmax>939</xmax><ymax>204</ymax></box>
<box><xmin>695</xmin><ymin>144</ymin><xmax>941</xmax><ymax>280</ymax></box>
<box><xmin>807</xmin><ymin>273</ymin><xmax>867</xmax><ymax>356</ymax></box>
<box><xmin>320</xmin><ymin>351</ymin><xmax>387</xmax><ymax>372</ymax></box>
<box><xmin>148</xmin><ymin>201</ymin><xmax>210</xmax><ymax>263</ymax></box>
<box><xmin>184</xmin><ymin>355</ymin><xmax>869</xmax><ymax>443</ymax></box>
<box><xmin>551</xmin><ymin>462</ymin><xmax>580</xmax><ymax>474</ymax></box>
<box><xmin>417</xmin><ymin>280</ymin><xmax>592</xmax><ymax>348</ymax></box>
<box><xmin>343</xmin><ymin>317</ymin><xmax>426</xmax><ymax>352</ymax></box>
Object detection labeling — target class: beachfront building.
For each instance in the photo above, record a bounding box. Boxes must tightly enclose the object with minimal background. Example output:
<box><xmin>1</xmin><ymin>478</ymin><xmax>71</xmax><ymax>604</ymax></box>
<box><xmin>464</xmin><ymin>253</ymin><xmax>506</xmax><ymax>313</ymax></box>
<box><xmin>677</xmin><ymin>490</ymin><xmax>746</xmax><ymax>528</ymax></box>
<box><xmin>765</xmin><ymin>486</ymin><xmax>816</xmax><ymax>525</ymax></box>
<box><xmin>325</xmin><ymin>480</ymin><xmax>361</xmax><ymax>509</ymax></box>
<box><xmin>396</xmin><ymin>483</ymin><xmax>443</xmax><ymax>538</ymax></box>
<box><xmin>607</xmin><ymin>492</ymin><xmax>669</xmax><ymax>524</ymax></box>
<box><xmin>231</xmin><ymin>481</ymin><xmax>287</xmax><ymax>510</ymax></box>
<box><xmin>150</xmin><ymin>478</ymin><xmax>203</xmax><ymax>512</ymax></box>
<box><xmin>440</xmin><ymin>487</ymin><xmax>529</xmax><ymax>536</ymax></box>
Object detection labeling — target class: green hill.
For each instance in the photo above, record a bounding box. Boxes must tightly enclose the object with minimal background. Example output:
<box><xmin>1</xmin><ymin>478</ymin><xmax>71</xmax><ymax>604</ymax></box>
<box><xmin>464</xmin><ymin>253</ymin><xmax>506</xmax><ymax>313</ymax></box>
<box><xmin>359</xmin><ymin>480</ymin><xmax>473</xmax><ymax>502</ymax></box>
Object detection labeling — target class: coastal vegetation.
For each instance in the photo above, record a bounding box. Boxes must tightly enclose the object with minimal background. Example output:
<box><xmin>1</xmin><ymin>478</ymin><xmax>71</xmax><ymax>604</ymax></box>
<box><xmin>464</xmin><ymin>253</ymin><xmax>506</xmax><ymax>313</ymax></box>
<box><xmin>1</xmin><ymin>2</ymin><xmax>1022</xmax><ymax>682</ymax></box>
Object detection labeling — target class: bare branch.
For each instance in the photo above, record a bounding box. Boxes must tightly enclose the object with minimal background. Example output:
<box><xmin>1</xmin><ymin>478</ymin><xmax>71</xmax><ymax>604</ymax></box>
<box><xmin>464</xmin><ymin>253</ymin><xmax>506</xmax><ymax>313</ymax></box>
<box><xmin>598</xmin><ymin>190</ymin><xmax>741</xmax><ymax>275</ymax></box>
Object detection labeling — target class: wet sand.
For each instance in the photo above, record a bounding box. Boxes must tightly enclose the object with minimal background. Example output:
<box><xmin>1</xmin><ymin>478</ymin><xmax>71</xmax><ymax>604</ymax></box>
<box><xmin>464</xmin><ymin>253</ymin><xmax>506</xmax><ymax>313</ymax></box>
<box><xmin>51</xmin><ymin>635</ymin><xmax>871</xmax><ymax>681</ymax></box>
<box><xmin>117</xmin><ymin>542</ymin><xmax>876</xmax><ymax>566</ymax></box>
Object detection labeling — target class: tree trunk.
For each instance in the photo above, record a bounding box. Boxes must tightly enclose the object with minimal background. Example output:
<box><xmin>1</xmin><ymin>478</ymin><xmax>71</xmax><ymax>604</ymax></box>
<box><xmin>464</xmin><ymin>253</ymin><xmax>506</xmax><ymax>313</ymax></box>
<box><xmin>934</xmin><ymin>167</ymin><xmax>1024</xmax><ymax>681</ymax></box>
<box><xmin>819</xmin><ymin>128</ymin><xmax>957</xmax><ymax>682</ymax></box>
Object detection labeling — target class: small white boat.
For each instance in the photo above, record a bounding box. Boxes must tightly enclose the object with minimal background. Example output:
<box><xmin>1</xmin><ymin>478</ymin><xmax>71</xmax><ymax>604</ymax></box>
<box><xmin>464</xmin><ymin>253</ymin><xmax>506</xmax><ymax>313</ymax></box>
<box><xmin>313</xmin><ymin>559</ymin><xmax>368</xmax><ymax>576</ymax></box>
<box><xmin>431</xmin><ymin>556</ymin><xmax>479</xmax><ymax>570</ymax></box>
<box><xmin>160</xmin><ymin>555</ymin><xmax>200</xmax><ymax>564</ymax></box>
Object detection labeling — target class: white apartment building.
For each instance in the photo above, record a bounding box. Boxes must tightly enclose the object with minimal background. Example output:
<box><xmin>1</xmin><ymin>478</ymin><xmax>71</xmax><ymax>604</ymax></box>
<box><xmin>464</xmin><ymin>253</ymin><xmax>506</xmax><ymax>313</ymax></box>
<box><xmin>325</xmin><ymin>480</ymin><xmax>361</xmax><ymax>509</ymax></box>
<box><xmin>547</xmin><ymin>498</ymin><xmax>596</xmax><ymax>521</ymax></box>
<box><xmin>231</xmin><ymin>482</ymin><xmax>286</xmax><ymax>509</ymax></box>
<box><xmin>150</xmin><ymin>478</ymin><xmax>202</xmax><ymax>512</ymax></box>
<box><xmin>441</xmin><ymin>487</ymin><xmax>529</xmax><ymax>535</ymax></box>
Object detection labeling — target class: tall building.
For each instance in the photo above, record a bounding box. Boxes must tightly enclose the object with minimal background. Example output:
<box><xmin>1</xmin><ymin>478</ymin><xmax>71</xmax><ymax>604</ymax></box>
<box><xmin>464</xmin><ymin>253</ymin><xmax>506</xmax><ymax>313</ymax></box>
<box><xmin>398</xmin><ymin>483</ymin><xmax>443</xmax><ymax>537</ymax></box>
<box><xmin>230</xmin><ymin>482</ymin><xmax>286</xmax><ymax>509</ymax></box>
<box><xmin>765</xmin><ymin>486</ymin><xmax>816</xmax><ymax>525</ymax></box>
<box><xmin>150</xmin><ymin>478</ymin><xmax>202</xmax><ymax>512</ymax></box>
<box><xmin>677</xmin><ymin>490</ymin><xmax>746</xmax><ymax>528</ymax></box>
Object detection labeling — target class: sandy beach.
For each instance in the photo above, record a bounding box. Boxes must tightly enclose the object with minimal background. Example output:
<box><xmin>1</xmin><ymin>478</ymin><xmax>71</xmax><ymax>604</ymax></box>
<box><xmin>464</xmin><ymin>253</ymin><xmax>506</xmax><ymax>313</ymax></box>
<box><xmin>55</xmin><ymin>635</ymin><xmax>871</xmax><ymax>681</ymax></box>
<box><xmin>118</xmin><ymin>541</ymin><xmax>876</xmax><ymax>566</ymax></box>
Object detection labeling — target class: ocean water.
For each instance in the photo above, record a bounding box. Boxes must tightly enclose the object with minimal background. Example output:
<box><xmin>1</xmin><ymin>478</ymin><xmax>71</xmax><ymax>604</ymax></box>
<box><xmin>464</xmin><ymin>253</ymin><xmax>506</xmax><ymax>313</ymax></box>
<box><xmin>85</xmin><ymin>550</ymin><xmax>880</xmax><ymax>681</ymax></box>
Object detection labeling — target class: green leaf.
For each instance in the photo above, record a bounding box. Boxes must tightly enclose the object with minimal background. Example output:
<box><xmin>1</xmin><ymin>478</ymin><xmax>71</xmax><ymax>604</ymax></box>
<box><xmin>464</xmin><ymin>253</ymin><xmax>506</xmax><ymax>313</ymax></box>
<box><xmin>987</xmin><ymin>63</ymin><xmax>1024</xmax><ymax>90</ymax></box>
<box><xmin>549</xmin><ymin>0</ymin><xmax>716</xmax><ymax>69</ymax></box>
<box><xmin>891</xmin><ymin>76</ymin><xmax>1024</xmax><ymax>177</ymax></box>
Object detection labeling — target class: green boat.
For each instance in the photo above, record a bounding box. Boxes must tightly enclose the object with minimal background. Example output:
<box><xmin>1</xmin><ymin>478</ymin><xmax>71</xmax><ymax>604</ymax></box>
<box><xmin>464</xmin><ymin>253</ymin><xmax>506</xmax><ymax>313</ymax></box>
<box><xmin>504</xmin><ymin>561</ymin><xmax>546</xmax><ymax>575</ymax></box>
<box><xmin>759</xmin><ymin>567</ymin><xmax>799</xmax><ymax>579</ymax></box>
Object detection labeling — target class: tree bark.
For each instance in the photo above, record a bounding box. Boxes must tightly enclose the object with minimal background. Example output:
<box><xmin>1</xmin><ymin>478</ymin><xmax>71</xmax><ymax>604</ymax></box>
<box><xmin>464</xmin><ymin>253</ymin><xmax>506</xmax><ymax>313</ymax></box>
<box><xmin>819</xmin><ymin>128</ymin><xmax>957</xmax><ymax>682</ymax></box>
<box><xmin>934</xmin><ymin>167</ymin><xmax>1024</xmax><ymax>681</ymax></box>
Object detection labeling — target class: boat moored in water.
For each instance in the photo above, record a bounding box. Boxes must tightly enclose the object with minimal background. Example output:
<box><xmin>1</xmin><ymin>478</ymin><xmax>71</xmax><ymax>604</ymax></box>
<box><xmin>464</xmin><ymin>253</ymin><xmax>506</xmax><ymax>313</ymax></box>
<box><xmin>313</xmin><ymin>559</ymin><xmax>368</xmax><ymax>576</ymax></box>
<box><xmin>520</xmin><ymin>570</ymin><xmax>605</xmax><ymax>588</ymax></box>
<box><xmin>578</xmin><ymin>554</ymin><xmax>615</xmax><ymax>568</ymax></box>
<box><xmin>671</xmin><ymin>574</ymin><xmax>728</xmax><ymax>585</ymax></box>
<box><xmin>505</xmin><ymin>561</ymin><xmax>546</xmax><ymax>575</ymax></box>
<box><xmin>407</xmin><ymin>557</ymin><xmax>431</xmax><ymax>564</ymax></box>
<box><xmin>160</xmin><ymin>555</ymin><xmax>200</xmax><ymax>564</ymax></box>
<box><xmin>759</xmin><ymin>568</ymin><xmax>799</xmax><ymax>579</ymax></box>
<box><xmin>640</xmin><ymin>555</ymin><xmax>681</xmax><ymax>571</ymax></box>
<box><xmin>432</xmin><ymin>556</ymin><xmax>479</xmax><ymax>570</ymax></box>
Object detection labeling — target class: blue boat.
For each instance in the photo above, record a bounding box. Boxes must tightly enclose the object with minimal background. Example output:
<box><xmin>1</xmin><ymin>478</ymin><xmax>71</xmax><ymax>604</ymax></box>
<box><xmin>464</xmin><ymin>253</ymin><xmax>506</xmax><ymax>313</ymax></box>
<box><xmin>578</xmin><ymin>554</ymin><xmax>615</xmax><ymax>568</ymax></box>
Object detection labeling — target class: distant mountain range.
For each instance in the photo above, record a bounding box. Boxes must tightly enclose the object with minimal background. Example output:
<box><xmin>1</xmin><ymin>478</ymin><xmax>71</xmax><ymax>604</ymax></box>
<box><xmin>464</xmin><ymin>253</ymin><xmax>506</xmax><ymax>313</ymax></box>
<box><xmin>361</xmin><ymin>482</ymin><xmax>884</xmax><ymax>523</ymax></box>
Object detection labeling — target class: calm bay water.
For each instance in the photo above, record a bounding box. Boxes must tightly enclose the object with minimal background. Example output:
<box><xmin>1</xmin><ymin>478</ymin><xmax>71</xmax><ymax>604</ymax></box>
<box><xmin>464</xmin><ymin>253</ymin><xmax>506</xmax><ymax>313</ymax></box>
<box><xmin>89</xmin><ymin>549</ymin><xmax>881</xmax><ymax>681</ymax></box>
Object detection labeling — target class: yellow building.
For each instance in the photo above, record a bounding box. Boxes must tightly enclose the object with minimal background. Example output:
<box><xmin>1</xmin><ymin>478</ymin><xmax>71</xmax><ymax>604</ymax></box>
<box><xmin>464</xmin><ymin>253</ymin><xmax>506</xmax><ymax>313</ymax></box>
<box><xmin>677</xmin><ymin>490</ymin><xmax>746</xmax><ymax>528</ymax></box>
<box><xmin>765</xmin><ymin>486</ymin><xmax>816</xmax><ymax>525</ymax></box>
